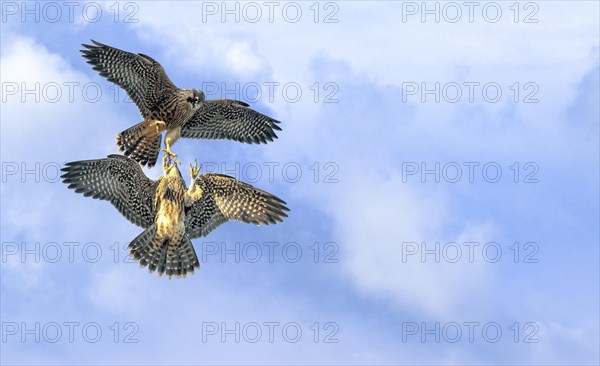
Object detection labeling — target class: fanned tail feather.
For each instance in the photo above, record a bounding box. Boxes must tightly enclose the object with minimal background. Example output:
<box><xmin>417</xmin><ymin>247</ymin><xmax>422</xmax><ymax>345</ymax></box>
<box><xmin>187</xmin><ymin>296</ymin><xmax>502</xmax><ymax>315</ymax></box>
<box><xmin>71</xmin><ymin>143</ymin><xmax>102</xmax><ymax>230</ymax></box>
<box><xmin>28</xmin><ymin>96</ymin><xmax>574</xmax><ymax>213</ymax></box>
<box><xmin>128</xmin><ymin>225</ymin><xmax>200</xmax><ymax>279</ymax></box>
<box><xmin>116</xmin><ymin>122</ymin><xmax>161</xmax><ymax>168</ymax></box>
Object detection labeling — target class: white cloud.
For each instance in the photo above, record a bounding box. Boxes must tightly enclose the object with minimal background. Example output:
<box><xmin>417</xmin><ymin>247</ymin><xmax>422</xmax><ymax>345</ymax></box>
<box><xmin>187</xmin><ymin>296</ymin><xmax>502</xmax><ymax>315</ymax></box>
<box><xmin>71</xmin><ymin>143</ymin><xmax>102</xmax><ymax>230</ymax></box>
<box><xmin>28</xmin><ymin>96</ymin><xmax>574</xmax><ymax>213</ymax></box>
<box><xmin>0</xmin><ymin>34</ymin><xmax>137</xmax><ymax>291</ymax></box>
<box><xmin>1</xmin><ymin>246</ymin><xmax>45</xmax><ymax>290</ymax></box>
<box><xmin>306</xmin><ymin>165</ymin><xmax>499</xmax><ymax>318</ymax></box>
<box><xmin>0</xmin><ymin>33</ymin><xmax>128</xmax><ymax>160</ymax></box>
<box><xmin>225</xmin><ymin>41</ymin><xmax>265</xmax><ymax>75</ymax></box>
<box><xmin>527</xmin><ymin>321</ymin><xmax>600</xmax><ymax>365</ymax></box>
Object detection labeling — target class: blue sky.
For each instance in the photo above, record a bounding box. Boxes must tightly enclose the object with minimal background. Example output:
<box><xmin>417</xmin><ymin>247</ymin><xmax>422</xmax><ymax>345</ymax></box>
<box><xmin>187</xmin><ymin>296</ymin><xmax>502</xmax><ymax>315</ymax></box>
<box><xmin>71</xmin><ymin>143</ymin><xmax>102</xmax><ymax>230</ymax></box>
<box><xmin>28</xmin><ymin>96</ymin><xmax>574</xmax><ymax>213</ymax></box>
<box><xmin>1</xmin><ymin>1</ymin><xmax>599</xmax><ymax>364</ymax></box>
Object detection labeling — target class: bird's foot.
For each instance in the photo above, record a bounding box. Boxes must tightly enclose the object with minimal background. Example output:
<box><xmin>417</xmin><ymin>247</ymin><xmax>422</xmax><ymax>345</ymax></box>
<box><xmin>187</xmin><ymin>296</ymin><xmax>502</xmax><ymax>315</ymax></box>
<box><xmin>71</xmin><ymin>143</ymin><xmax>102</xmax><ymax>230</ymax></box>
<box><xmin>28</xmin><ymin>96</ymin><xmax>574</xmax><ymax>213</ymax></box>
<box><xmin>162</xmin><ymin>154</ymin><xmax>179</xmax><ymax>174</ymax></box>
<box><xmin>154</xmin><ymin>120</ymin><xmax>166</xmax><ymax>134</ymax></box>
<box><xmin>186</xmin><ymin>160</ymin><xmax>204</xmax><ymax>201</ymax></box>
<box><xmin>190</xmin><ymin>160</ymin><xmax>201</xmax><ymax>182</ymax></box>
<box><xmin>161</xmin><ymin>153</ymin><xmax>171</xmax><ymax>172</ymax></box>
<box><xmin>160</xmin><ymin>147</ymin><xmax>180</xmax><ymax>165</ymax></box>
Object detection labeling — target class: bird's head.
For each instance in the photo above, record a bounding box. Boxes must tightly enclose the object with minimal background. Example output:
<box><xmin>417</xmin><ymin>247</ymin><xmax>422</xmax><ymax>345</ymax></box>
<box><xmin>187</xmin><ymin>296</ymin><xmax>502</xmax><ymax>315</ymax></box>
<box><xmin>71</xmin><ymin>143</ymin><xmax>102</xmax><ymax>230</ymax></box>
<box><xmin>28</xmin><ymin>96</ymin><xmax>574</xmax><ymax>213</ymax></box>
<box><xmin>186</xmin><ymin>89</ymin><xmax>205</xmax><ymax>109</ymax></box>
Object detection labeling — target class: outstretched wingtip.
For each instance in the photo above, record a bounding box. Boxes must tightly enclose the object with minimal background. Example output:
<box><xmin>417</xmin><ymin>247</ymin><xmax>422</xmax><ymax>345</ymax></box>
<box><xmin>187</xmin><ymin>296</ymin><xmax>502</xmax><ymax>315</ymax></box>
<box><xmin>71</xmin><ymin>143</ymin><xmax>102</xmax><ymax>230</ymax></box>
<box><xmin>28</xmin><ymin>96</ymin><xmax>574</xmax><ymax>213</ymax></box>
<box><xmin>80</xmin><ymin>40</ymin><xmax>108</xmax><ymax>54</ymax></box>
<box><xmin>81</xmin><ymin>40</ymin><xmax>98</xmax><ymax>49</ymax></box>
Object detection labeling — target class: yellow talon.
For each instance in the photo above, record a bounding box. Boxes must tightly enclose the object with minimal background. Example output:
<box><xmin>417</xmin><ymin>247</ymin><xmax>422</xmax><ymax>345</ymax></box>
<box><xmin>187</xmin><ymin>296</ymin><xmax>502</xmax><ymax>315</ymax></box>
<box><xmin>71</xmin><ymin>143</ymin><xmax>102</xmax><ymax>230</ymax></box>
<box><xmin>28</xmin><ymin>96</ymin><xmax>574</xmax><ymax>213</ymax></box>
<box><xmin>161</xmin><ymin>154</ymin><xmax>171</xmax><ymax>172</ymax></box>
<box><xmin>190</xmin><ymin>160</ymin><xmax>201</xmax><ymax>180</ymax></box>
<box><xmin>160</xmin><ymin>147</ymin><xmax>174</xmax><ymax>157</ymax></box>
<box><xmin>154</xmin><ymin>120</ymin><xmax>166</xmax><ymax>134</ymax></box>
<box><xmin>160</xmin><ymin>147</ymin><xmax>179</xmax><ymax>163</ymax></box>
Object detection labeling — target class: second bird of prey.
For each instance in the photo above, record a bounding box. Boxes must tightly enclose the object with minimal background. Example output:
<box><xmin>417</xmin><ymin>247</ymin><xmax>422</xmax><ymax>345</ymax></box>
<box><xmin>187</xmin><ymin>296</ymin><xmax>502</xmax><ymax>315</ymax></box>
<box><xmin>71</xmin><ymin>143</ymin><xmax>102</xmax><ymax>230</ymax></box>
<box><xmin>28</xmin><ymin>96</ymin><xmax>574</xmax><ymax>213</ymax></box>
<box><xmin>81</xmin><ymin>40</ymin><xmax>281</xmax><ymax>167</ymax></box>
<box><xmin>62</xmin><ymin>154</ymin><xmax>288</xmax><ymax>277</ymax></box>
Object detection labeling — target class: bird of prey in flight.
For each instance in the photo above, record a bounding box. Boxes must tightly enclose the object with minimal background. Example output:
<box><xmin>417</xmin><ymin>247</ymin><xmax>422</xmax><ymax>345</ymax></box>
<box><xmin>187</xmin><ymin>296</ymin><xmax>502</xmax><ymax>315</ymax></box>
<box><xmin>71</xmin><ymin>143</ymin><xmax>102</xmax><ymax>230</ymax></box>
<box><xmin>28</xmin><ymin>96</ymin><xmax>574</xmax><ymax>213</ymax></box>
<box><xmin>81</xmin><ymin>40</ymin><xmax>282</xmax><ymax>168</ymax></box>
<box><xmin>61</xmin><ymin>154</ymin><xmax>289</xmax><ymax>278</ymax></box>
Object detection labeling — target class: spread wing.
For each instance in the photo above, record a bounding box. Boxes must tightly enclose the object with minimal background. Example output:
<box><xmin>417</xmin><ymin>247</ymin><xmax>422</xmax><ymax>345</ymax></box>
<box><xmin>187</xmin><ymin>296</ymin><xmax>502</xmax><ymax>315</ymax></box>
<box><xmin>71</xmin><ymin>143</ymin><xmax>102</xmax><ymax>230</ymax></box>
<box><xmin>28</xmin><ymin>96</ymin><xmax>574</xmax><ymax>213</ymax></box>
<box><xmin>181</xmin><ymin>99</ymin><xmax>281</xmax><ymax>144</ymax></box>
<box><xmin>80</xmin><ymin>40</ymin><xmax>177</xmax><ymax>118</ymax></box>
<box><xmin>61</xmin><ymin>154</ymin><xmax>158</xmax><ymax>228</ymax></box>
<box><xmin>185</xmin><ymin>173</ymin><xmax>289</xmax><ymax>239</ymax></box>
